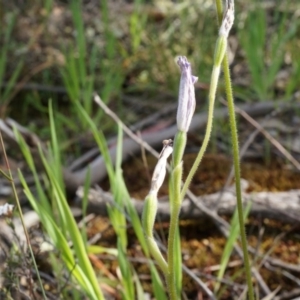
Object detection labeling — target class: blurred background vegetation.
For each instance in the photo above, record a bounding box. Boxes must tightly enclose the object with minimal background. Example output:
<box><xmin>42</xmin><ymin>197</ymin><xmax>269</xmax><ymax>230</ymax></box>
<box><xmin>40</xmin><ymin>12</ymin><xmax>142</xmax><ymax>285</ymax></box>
<box><xmin>1</xmin><ymin>0</ymin><xmax>299</xmax><ymax>144</ymax></box>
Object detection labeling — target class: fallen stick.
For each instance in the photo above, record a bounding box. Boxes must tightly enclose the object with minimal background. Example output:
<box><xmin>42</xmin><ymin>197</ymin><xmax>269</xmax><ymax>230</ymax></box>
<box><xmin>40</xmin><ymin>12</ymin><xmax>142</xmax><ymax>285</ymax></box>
<box><xmin>70</xmin><ymin>99</ymin><xmax>300</xmax><ymax>193</ymax></box>
<box><xmin>76</xmin><ymin>185</ymin><xmax>300</xmax><ymax>224</ymax></box>
<box><xmin>2</xmin><ymin>100</ymin><xmax>299</xmax><ymax>194</ymax></box>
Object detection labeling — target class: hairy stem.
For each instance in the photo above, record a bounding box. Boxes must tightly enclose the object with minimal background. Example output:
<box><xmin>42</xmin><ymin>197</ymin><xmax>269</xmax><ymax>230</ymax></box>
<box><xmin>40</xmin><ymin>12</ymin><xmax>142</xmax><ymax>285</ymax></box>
<box><xmin>181</xmin><ymin>37</ymin><xmax>225</xmax><ymax>199</ymax></box>
<box><xmin>215</xmin><ymin>0</ymin><xmax>254</xmax><ymax>299</ymax></box>
<box><xmin>222</xmin><ymin>54</ymin><xmax>254</xmax><ymax>300</ymax></box>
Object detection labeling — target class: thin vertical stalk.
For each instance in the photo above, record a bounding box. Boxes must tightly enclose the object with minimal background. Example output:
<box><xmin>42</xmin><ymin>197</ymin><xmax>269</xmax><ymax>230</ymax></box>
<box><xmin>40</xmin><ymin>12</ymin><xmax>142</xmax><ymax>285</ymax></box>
<box><xmin>181</xmin><ymin>30</ymin><xmax>228</xmax><ymax>199</ymax></box>
<box><xmin>222</xmin><ymin>54</ymin><xmax>255</xmax><ymax>300</ymax></box>
<box><xmin>181</xmin><ymin>64</ymin><xmax>221</xmax><ymax>199</ymax></box>
<box><xmin>215</xmin><ymin>1</ymin><xmax>254</xmax><ymax>299</ymax></box>
<box><xmin>166</xmin><ymin>200</ymin><xmax>181</xmax><ymax>299</ymax></box>
<box><xmin>167</xmin><ymin>132</ymin><xmax>186</xmax><ymax>299</ymax></box>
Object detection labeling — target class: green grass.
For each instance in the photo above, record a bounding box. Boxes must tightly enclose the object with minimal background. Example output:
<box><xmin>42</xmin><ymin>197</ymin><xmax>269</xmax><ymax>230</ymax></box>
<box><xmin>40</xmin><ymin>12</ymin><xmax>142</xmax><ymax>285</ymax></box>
<box><xmin>0</xmin><ymin>12</ymin><xmax>24</xmax><ymax>114</ymax></box>
<box><xmin>16</xmin><ymin>102</ymin><xmax>105</xmax><ymax>299</ymax></box>
<box><xmin>214</xmin><ymin>202</ymin><xmax>251</xmax><ymax>297</ymax></box>
<box><xmin>238</xmin><ymin>1</ymin><xmax>299</xmax><ymax>101</ymax></box>
<box><xmin>2</xmin><ymin>1</ymin><xmax>299</xmax><ymax>119</ymax></box>
<box><xmin>11</xmin><ymin>99</ymin><xmax>168</xmax><ymax>299</ymax></box>
<box><xmin>77</xmin><ymin>100</ymin><xmax>168</xmax><ymax>298</ymax></box>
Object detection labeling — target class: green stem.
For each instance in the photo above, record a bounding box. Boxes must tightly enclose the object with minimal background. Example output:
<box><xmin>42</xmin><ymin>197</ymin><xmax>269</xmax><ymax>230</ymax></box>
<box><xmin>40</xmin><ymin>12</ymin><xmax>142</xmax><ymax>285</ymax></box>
<box><xmin>222</xmin><ymin>55</ymin><xmax>254</xmax><ymax>300</ymax></box>
<box><xmin>167</xmin><ymin>131</ymin><xmax>186</xmax><ymax>299</ymax></box>
<box><xmin>181</xmin><ymin>64</ymin><xmax>221</xmax><ymax>199</ymax></box>
<box><xmin>173</xmin><ymin>131</ymin><xmax>187</xmax><ymax>167</ymax></box>
<box><xmin>214</xmin><ymin>1</ymin><xmax>254</xmax><ymax>299</ymax></box>
<box><xmin>167</xmin><ymin>201</ymin><xmax>181</xmax><ymax>299</ymax></box>
<box><xmin>142</xmin><ymin>193</ymin><xmax>168</xmax><ymax>274</ymax></box>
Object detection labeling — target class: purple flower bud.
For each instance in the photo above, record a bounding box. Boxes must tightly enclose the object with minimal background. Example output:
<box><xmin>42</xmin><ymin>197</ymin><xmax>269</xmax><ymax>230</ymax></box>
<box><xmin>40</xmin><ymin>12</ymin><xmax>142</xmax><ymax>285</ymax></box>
<box><xmin>176</xmin><ymin>56</ymin><xmax>198</xmax><ymax>133</ymax></box>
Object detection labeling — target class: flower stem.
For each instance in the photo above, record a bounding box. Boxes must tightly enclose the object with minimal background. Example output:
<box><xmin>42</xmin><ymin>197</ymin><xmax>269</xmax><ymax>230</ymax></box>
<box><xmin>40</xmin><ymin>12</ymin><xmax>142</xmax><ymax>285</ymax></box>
<box><xmin>167</xmin><ymin>131</ymin><xmax>186</xmax><ymax>299</ymax></box>
<box><xmin>181</xmin><ymin>62</ymin><xmax>222</xmax><ymax>199</ymax></box>
<box><xmin>167</xmin><ymin>199</ymin><xmax>181</xmax><ymax>299</ymax></box>
<box><xmin>215</xmin><ymin>0</ymin><xmax>254</xmax><ymax>299</ymax></box>
<box><xmin>222</xmin><ymin>53</ymin><xmax>255</xmax><ymax>300</ymax></box>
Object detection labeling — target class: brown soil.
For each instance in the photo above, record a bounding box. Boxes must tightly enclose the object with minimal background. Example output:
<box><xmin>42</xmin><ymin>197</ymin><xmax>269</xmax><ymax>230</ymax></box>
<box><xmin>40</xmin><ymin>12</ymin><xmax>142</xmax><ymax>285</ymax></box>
<box><xmin>93</xmin><ymin>153</ymin><xmax>300</xmax><ymax>299</ymax></box>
